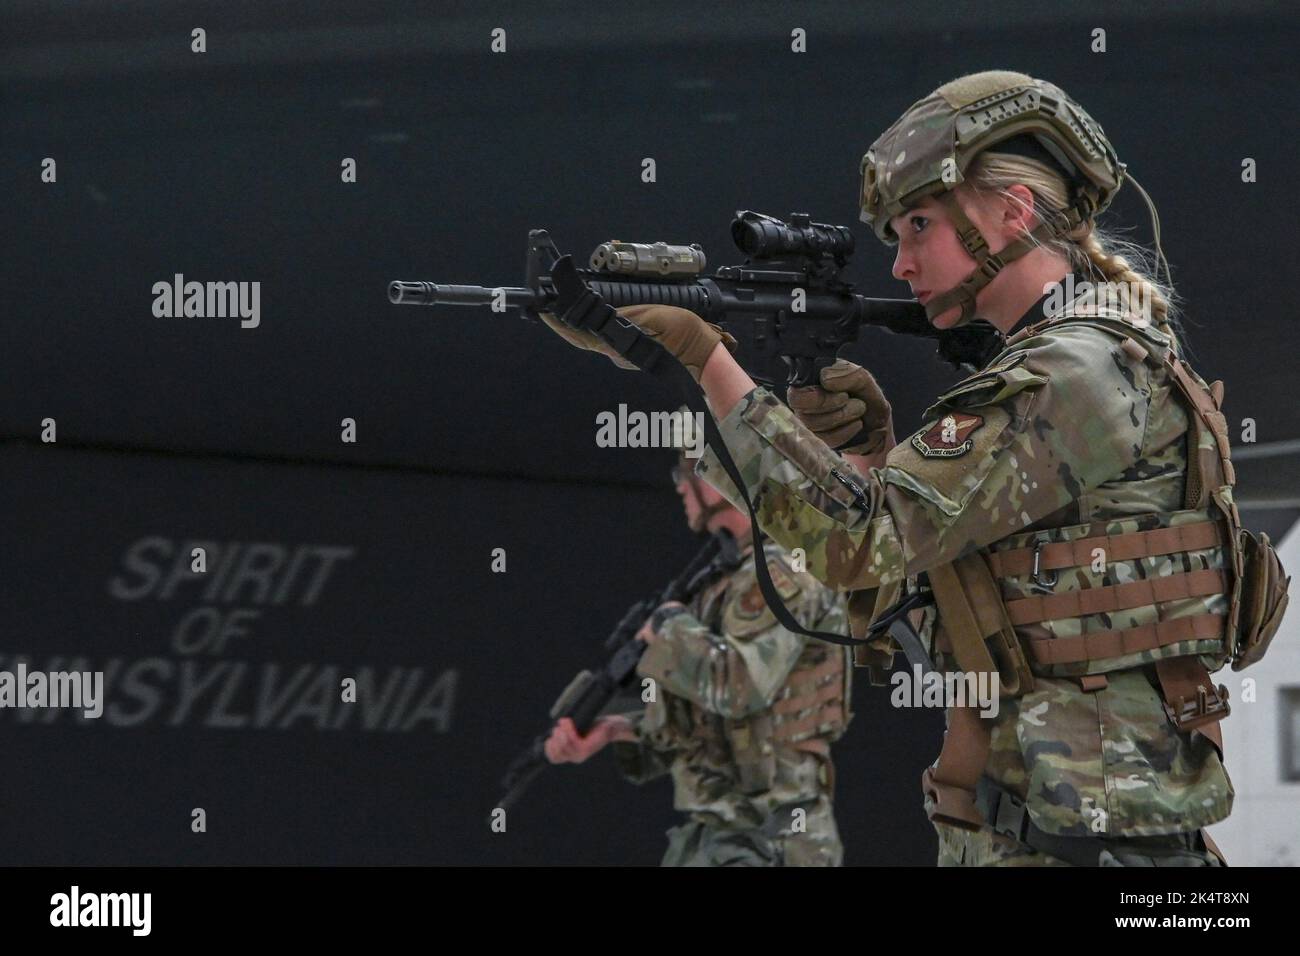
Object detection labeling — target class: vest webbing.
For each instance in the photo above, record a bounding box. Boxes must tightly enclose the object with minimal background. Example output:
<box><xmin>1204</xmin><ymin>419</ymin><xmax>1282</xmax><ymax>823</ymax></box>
<box><xmin>921</xmin><ymin>320</ymin><xmax>1237</xmax><ymax>846</ymax></box>
<box><xmin>1005</xmin><ymin>568</ymin><xmax>1228</xmax><ymax>626</ymax></box>
<box><xmin>772</xmin><ymin>706</ymin><xmax>847</xmax><ymax>743</ymax></box>
<box><xmin>772</xmin><ymin>652</ymin><xmax>848</xmax><ymax>742</ymax></box>
<box><xmin>1027</xmin><ymin>612</ymin><xmax>1225</xmax><ymax>667</ymax></box>
<box><xmin>986</xmin><ymin>520</ymin><xmax>1222</xmax><ymax>578</ymax></box>
<box><xmin>776</xmin><ymin>655</ymin><xmax>843</xmax><ymax>703</ymax></box>
<box><xmin>772</xmin><ymin>673</ymin><xmax>843</xmax><ymax>716</ymax></box>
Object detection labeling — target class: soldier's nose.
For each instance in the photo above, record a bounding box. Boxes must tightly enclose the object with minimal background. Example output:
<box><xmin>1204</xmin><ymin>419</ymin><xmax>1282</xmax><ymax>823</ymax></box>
<box><xmin>892</xmin><ymin>244</ymin><xmax>916</xmax><ymax>282</ymax></box>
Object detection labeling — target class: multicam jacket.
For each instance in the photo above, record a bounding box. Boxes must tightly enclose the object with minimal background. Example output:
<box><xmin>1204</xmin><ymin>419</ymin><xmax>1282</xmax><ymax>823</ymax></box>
<box><xmin>694</xmin><ymin>290</ymin><xmax>1234</xmax><ymax>840</ymax></box>
<box><xmin>611</xmin><ymin>539</ymin><xmax>852</xmax><ymax>852</ymax></box>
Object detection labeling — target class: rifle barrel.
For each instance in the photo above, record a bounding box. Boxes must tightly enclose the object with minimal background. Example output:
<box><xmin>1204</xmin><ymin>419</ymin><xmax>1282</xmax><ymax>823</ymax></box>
<box><xmin>388</xmin><ymin>281</ymin><xmax>539</xmax><ymax>308</ymax></box>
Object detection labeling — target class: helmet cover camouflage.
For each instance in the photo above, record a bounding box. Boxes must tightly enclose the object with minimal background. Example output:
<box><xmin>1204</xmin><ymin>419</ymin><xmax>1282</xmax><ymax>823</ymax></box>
<box><xmin>860</xmin><ymin>70</ymin><xmax>1125</xmax><ymax>243</ymax></box>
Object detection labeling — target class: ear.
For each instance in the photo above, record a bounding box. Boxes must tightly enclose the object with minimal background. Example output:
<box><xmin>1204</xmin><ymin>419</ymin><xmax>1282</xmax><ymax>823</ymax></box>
<box><xmin>1001</xmin><ymin>184</ymin><xmax>1037</xmax><ymax>234</ymax></box>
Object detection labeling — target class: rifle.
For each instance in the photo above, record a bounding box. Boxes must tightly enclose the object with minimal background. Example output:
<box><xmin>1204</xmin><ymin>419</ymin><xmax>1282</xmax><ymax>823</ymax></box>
<box><xmin>493</xmin><ymin>528</ymin><xmax>743</xmax><ymax>815</ymax></box>
<box><xmin>389</xmin><ymin>210</ymin><xmax>1005</xmax><ymax>389</ymax></box>
<box><xmin>400</xmin><ymin>210</ymin><xmax>946</xmax><ymax>668</ymax></box>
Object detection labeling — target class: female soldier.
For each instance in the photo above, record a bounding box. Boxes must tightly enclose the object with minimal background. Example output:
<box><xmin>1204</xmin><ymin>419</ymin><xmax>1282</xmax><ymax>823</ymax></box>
<box><xmin>542</xmin><ymin>70</ymin><xmax>1284</xmax><ymax>866</ymax></box>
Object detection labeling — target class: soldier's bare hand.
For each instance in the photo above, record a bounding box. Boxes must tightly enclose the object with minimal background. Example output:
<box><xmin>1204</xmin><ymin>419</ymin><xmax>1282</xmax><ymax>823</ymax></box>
<box><xmin>543</xmin><ymin>716</ymin><xmax>631</xmax><ymax>764</ymax></box>
<box><xmin>636</xmin><ymin>601</ymin><xmax>685</xmax><ymax>644</ymax></box>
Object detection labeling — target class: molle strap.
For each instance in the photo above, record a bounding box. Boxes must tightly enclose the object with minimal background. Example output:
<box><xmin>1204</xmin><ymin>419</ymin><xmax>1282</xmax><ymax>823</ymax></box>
<box><xmin>1028</xmin><ymin>612</ymin><xmax>1225</xmax><ymax>666</ymax></box>
<box><xmin>928</xmin><ymin>561</ymin><xmax>998</xmax><ymax>676</ymax></box>
<box><xmin>780</xmin><ymin>655</ymin><xmax>844</xmax><ymax>697</ymax></box>
<box><xmin>1004</xmin><ymin>568</ymin><xmax>1227</xmax><ymax>626</ymax></box>
<box><xmin>1199</xmin><ymin>716</ymin><xmax>1225</xmax><ymax>758</ymax></box>
<box><xmin>1164</xmin><ymin>354</ymin><xmax>1235</xmax><ymax>496</ymax></box>
<box><xmin>772</xmin><ymin>705</ymin><xmax>844</xmax><ymax>742</ymax></box>
<box><xmin>792</xmin><ymin>737</ymin><xmax>831</xmax><ymax>758</ymax></box>
<box><xmin>1184</xmin><ymin>407</ymin><xmax>1207</xmax><ymax>509</ymax></box>
<box><xmin>986</xmin><ymin>520</ymin><xmax>1223</xmax><ymax>577</ymax></box>
<box><xmin>922</xmin><ymin>705</ymin><xmax>991</xmax><ymax>831</ymax></box>
<box><xmin>772</xmin><ymin>650</ymin><xmax>848</xmax><ymax>742</ymax></box>
<box><xmin>1153</xmin><ymin>655</ymin><xmax>1231</xmax><ymax>737</ymax></box>
<box><xmin>771</xmin><ymin>679</ymin><xmax>843</xmax><ymax>716</ymax></box>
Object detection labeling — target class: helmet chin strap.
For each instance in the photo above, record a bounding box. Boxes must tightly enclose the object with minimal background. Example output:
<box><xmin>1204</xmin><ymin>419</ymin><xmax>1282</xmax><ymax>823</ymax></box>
<box><xmin>923</xmin><ymin>188</ymin><xmax>1100</xmax><ymax>328</ymax></box>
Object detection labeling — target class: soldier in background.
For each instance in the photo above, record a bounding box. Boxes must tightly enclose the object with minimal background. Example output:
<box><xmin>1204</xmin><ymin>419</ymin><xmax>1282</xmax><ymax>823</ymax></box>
<box><xmin>544</xmin><ymin>444</ymin><xmax>853</xmax><ymax>866</ymax></box>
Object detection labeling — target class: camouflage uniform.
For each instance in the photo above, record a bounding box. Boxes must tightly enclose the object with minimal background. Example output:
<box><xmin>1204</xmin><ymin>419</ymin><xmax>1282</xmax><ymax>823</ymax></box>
<box><xmin>611</xmin><ymin>538</ymin><xmax>853</xmax><ymax>866</ymax></box>
<box><xmin>695</xmin><ymin>288</ymin><xmax>1235</xmax><ymax>866</ymax></box>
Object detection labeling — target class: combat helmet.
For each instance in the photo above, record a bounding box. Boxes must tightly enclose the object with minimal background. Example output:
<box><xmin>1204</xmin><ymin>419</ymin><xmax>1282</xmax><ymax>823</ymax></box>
<box><xmin>859</xmin><ymin>70</ymin><xmax>1126</xmax><ymax>327</ymax></box>
<box><xmin>669</xmin><ymin>405</ymin><xmax>730</xmax><ymax>534</ymax></box>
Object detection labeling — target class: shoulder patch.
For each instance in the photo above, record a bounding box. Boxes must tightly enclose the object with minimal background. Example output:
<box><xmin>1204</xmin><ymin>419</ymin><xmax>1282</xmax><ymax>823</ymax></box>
<box><xmin>884</xmin><ymin>402</ymin><xmax>1022</xmax><ymax>517</ymax></box>
<box><xmin>912</xmin><ymin>411</ymin><xmax>984</xmax><ymax>458</ymax></box>
<box><xmin>737</xmin><ymin>579</ymin><xmax>767</xmax><ymax>616</ymax></box>
<box><xmin>721</xmin><ymin>557</ymin><xmax>802</xmax><ymax>639</ymax></box>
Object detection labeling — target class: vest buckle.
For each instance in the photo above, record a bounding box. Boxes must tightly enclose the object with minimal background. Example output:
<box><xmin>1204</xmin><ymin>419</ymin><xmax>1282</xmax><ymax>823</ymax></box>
<box><xmin>1163</xmin><ymin>680</ymin><xmax>1231</xmax><ymax>733</ymax></box>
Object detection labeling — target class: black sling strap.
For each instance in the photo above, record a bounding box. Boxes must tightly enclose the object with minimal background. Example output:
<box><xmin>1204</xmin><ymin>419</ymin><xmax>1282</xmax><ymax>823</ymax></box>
<box><xmin>551</xmin><ymin>254</ymin><xmax>932</xmax><ymax>662</ymax></box>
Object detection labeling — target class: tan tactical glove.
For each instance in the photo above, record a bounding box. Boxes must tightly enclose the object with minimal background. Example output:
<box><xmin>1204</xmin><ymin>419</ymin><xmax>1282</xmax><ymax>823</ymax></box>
<box><xmin>615</xmin><ymin>304</ymin><xmax>737</xmax><ymax>380</ymax></box>
<box><xmin>787</xmin><ymin>359</ymin><xmax>894</xmax><ymax>454</ymax></box>
<box><xmin>539</xmin><ymin>312</ymin><xmax>638</xmax><ymax>370</ymax></box>
<box><xmin>541</xmin><ymin>305</ymin><xmax>736</xmax><ymax>380</ymax></box>
<box><xmin>539</xmin><ymin>256</ymin><xmax>736</xmax><ymax>380</ymax></box>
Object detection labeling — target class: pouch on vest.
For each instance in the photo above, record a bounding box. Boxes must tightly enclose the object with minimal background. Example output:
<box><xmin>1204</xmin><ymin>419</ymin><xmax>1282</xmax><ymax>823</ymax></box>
<box><xmin>848</xmin><ymin>582</ymin><xmax>905</xmax><ymax>681</ymax></box>
<box><xmin>1155</xmin><ymin>347</ymin><xmax>1290</xmax><ymax>672</ymax></box>
<box><xmin>929</xmin><ymin>553</ymin><xmax>1035</xmax><ymax>699</ymax></box>
<box><xmin>1232</xmin><ymin>527</ymin><xmax>1291</xmax><ymax>670</ymax></box>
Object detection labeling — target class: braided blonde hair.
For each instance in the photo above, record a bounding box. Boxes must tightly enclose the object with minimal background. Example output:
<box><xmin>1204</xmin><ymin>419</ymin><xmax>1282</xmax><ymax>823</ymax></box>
<box><xmin>959</xmin><ymin>151</ymin><xmax>1188</xmax><ymax>356</ymax></box>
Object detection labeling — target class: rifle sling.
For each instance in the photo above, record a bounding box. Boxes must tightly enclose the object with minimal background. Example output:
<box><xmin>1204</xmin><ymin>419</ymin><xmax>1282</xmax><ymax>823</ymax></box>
<box><xmin>553</xmin><ymin>255</ymin><xmax>863</xmax><ymax>648</ymax></box>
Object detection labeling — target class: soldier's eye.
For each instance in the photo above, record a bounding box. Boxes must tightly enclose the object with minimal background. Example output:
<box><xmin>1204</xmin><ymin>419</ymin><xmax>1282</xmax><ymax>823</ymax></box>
<box><xmin>910</xmin><ymin>216</ymin><xmax>929</xmax><ymax>234</ymax></box>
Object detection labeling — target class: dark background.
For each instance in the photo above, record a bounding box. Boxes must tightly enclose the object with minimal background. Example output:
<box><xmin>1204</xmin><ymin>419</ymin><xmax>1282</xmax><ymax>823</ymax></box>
<box><xmin>2</xmin><ymin>0</ymin><xmax>1297</xmax><ymax>864</ymax></box>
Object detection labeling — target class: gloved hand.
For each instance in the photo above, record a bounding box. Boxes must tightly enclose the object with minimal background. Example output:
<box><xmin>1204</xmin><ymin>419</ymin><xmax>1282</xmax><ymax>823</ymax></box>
<box><xmin>541</xmin><ymin>306</ymin><xmax>736</xmax><ymax>379</ymax></box>
<box><xmin>614</xmin><ymin>304</ymin><xmax>737</xmax><ymax>380</ymax></box>
<box><xmin>787</xmin><ymin>359</ymin><xmax>894</xmax><ymax>454</ymax></box>
<box><xmin>539</xmin><ymin>312</ymin><xmax>638</xmax><ymax>370</ymax></box>
<box><xmin>539</xmin><ymin>255</ymin><xmax>737</xmax><ymax>380</ymax></box>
